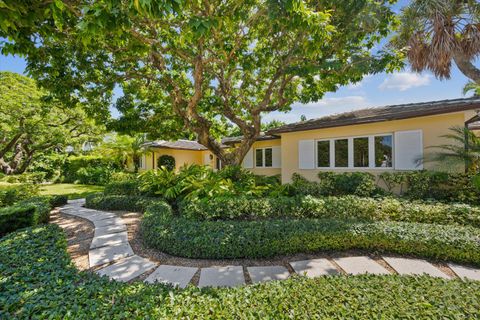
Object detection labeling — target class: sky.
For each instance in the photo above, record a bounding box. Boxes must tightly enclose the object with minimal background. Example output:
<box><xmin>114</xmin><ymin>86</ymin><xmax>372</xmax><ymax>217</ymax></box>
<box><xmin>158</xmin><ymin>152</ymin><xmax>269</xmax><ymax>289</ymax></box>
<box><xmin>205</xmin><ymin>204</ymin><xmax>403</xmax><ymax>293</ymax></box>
<box><xmin>0</xmin><ymin>0</ymin><xmax>476</xmax><ymax>125</ymax></box>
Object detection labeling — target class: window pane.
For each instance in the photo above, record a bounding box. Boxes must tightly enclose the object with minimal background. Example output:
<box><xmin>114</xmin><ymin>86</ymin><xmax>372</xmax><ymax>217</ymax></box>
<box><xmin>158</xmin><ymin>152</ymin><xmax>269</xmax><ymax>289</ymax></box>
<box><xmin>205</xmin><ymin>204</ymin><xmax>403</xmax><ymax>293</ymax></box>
<box><xmin>375</xmin><ymin>135</ymin><xmax>393</xmax><ymax>167</ymax></box>
<box><xmin>255</xmin><ymin>149</ymin><xmax>263</xmax><ymax>167</ymax></box>
<box><xmin>265</xmin><ymin>148</ymin><xmax>273</xmax><ymax>167</ymax></box>
<box><xmin>317</xmin><ymin>141</ymin><xmax>330</xmax><ymax>167</ymax></box>
<box><xmin>353</xmin><ymin>137</ymin><xmax>369</xmax><ymax>167</ymax></box>
<box><xmin>334</xmin><ymin>139</ymin><xmax>348</xmax><ymax>167</ymax></box>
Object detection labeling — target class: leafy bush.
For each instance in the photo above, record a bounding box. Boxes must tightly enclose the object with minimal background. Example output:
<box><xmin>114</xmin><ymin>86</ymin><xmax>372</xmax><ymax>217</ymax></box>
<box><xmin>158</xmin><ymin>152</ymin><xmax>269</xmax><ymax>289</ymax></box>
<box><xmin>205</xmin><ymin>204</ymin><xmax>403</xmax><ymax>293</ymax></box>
<box><xmin>0</xmin><ymin>196</ymin><xmax>52</xmax><ymax>236</ymax></box>
<box><xmin>0</xmin><ymin>184</ymin><xmax>38</xmax><ymax>207</ymax></box>
<box><xmin>85</xmin><ymin>193</ymin><xmax>162</xmax><ymax>212</ymax></box>
<box><xmin>109</xmin><ymin>171</ymin><xmax>138</xmax><ymax>182</ymax></box>
<box><xmin>380</xmin><ymin>171</ymin><xmax>480</xmax><ymax>204</ymax></box>
<box><xmin>144</xmin><ymin>203</ymin><xmax>480</xmax><ymax>262</ymax></box>
<box><xmin>179</xmin><ymin>195</ymin><xmax>480</xmax><ymax>227</ymax></box>
<box><xmin>48</xmin><ymin>194</ymin><xmax>69</xmax><ymax>207</ymax></box>
<box><xmin>104</xmin><ymin>180</ymin><xmax>141</xmax><ymax>196</ymax></box>
<box><xmin>1</xmin><ymin>172</ymin><xmax>47</xmax><ymax>184</ymax></box>
<box><xmin>3</xmin><ymin>225</ymin><xmax>480</xmax><ymax>318</ymax></box>
<box><xmin>62</xmin><ymin>155</ymin><xmax>121</xmax><ymax>185</ymax></box>
<box><xmin>157</xmin><ymin>154</ymin><xmax>176</xmax><ymax>171</ymax></box>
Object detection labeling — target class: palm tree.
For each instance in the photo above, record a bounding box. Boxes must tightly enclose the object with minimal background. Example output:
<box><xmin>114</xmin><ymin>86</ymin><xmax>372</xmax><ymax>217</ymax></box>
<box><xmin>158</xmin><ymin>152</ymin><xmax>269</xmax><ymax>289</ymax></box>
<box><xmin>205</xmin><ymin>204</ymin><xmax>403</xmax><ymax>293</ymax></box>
<box><xmin>98</xmin><ymin>134</ymin><xmax>147</xmax><ymax>173</ymax></box>
<box><xmin>393</xmin><ymin>0</ymin><xmax>480</xmax><ymax>84</ymax></box>
<box><xmin>426</xmin><ymin>126</ymin><xmax>480</xmax><ymax>173</ymax></box>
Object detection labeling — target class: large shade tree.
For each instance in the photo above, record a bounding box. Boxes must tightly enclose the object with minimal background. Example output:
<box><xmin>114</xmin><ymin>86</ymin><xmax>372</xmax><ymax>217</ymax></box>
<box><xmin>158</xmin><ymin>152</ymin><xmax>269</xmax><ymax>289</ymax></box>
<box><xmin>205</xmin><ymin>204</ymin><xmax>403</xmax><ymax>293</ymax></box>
<box><xmin>1</xmin><ymin>0</ymin><xmax>400</xmax><ymax>165</ymax></box>
<box><xmin>393</xmin><ymin>0</ymin><xmax>480</xmax><ymax>86</ymax></box>
<box><xmin>0</xmin><ymin>72</ymin><xmax>101</xmax><ymax>174</ymax></box>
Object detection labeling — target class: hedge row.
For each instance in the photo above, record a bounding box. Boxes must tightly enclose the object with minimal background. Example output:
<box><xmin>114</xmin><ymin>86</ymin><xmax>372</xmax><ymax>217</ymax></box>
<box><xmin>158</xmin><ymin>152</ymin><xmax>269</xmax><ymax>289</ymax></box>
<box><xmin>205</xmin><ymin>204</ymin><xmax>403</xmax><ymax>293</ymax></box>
<box><xmin>180</xmin><ymin>195</ymin><xmax>480</xmax><ymax>227</ymax></box>
<box><xmin>143</xmin><ymin>202</ymin><xmax>480</xmax><ymax>262</ymax></box>
<box><xmin>0</xmin><ymin>195</ymin><xmax>64</xmax><ymax>237</ymax></box>
<box><xmin>2</xmin><ymin>225</ymin><xmax>480</xmax><ymax>318</ymax></box>
<box><xmin>85</xmin><ymin>193</ymin><xmax>163</xmax><ymax>212</ymax></box>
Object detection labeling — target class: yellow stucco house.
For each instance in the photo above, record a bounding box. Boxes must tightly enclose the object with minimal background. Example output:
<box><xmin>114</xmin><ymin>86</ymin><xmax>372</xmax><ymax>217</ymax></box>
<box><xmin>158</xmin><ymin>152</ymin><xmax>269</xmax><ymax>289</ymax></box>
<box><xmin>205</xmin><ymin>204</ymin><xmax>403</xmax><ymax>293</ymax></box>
<box><xmin>140</xmin><ymin>97</ymin><xmax>480</xmax><ymax>183</ymax></box>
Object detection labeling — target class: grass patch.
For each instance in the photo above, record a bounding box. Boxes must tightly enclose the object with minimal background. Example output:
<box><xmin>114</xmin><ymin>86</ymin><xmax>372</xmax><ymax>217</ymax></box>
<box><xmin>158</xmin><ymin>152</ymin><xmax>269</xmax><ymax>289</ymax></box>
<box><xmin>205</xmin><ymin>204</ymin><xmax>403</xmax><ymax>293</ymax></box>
<box><xmin>39</xmin><ymin>183</ymin><xmax>104</xmax><ymax>199</ymax></box>
<box><xmin>1</xmin><ymin>225</ymin><xmax>480</xmax><ymax>318</ymax></box>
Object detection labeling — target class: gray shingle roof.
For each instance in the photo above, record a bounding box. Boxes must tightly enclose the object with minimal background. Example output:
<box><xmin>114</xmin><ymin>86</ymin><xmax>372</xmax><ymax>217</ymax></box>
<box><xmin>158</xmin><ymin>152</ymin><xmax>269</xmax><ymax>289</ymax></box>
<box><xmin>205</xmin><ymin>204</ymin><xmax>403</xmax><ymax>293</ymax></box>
<box><xmin>142</xmin><ymin>140</ymin><xmax>208</xmax><ymax>151</ymax></box>
<box><xmin>221</xmin><ymin>133</ymin><xmax>280</xmax><ymax>145</ymax></box>
<box><xmin>268</xmin><ymin>97</ymin><xmax>480</xmax><ymax>134</ymax></box>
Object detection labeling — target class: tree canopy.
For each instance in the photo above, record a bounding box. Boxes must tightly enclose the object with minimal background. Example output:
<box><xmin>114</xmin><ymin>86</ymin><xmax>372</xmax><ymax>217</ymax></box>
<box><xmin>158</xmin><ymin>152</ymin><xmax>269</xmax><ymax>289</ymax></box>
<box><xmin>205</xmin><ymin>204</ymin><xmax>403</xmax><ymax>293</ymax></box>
<box><xmin>0</xmin><ymin>71</ymin><xmax>102</xmax><ymax>174</ymax></box>
<box><xmin>1</xmin><ymin>0</ymin><xmax>400</xmax><ymax>165</ymax></box>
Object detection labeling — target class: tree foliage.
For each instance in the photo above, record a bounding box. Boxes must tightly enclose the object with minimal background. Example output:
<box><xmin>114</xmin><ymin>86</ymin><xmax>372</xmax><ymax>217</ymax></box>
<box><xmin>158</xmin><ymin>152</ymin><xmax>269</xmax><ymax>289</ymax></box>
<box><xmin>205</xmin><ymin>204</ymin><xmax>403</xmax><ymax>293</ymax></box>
<box><xmin>1</xmin><ymin>0</ymin><xmax>400</xmax><ymax>165</ymax></box>
<box><xmin>0</xmin><ymin>71</ymin><xmax>101</xmax><ymax>174</ymax></box>
<box><xmin>393</xmin><ymin>0</ymin><xmax>480</xmax><ymax>84</ymax></box>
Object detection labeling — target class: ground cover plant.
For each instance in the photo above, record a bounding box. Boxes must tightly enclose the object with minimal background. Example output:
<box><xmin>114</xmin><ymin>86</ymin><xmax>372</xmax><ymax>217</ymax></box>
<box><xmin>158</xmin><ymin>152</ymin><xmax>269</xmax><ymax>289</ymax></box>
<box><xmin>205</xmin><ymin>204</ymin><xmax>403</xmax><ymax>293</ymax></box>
<box><xmin>2</xmin><ymin>225</ymin><xmax>480</xmax><ymax>319</ymax></box>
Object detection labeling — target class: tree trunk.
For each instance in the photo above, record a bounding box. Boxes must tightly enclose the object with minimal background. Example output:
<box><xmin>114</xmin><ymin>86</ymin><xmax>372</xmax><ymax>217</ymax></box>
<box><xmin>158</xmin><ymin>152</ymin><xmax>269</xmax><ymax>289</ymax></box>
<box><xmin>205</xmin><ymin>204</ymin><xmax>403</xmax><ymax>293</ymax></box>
<box><xmin>454</xmin><ymin>52</ymin><xmax>480</xmax><ymax>85</ymax></box>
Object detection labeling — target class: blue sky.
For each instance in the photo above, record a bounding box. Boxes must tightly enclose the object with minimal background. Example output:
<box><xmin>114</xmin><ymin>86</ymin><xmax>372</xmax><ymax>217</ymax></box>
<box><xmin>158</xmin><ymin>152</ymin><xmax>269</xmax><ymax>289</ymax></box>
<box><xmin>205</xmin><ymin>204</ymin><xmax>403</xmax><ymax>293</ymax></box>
<box><xmin>0</xmin><ymin>0</ymin><xmax>476</xmax><ymax>124</ymax></box>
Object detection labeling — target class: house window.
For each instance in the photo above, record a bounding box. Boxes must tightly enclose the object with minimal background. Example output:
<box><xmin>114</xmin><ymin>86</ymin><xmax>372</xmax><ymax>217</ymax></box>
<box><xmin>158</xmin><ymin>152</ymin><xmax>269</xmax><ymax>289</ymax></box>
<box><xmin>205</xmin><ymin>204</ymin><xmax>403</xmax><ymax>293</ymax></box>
<box><xmin>255</xmin><ymin>148</ymin><xmax>273</xmax><ymax>167</ymax></box>
<box><xmin>353</xmin><ymin>137</ymin><xmax>369</xmax><ymax>167</ymax></box>
<box><xmin>375</xmin><ymin>135</ymin><xmax>393</xmax><ymax>167</ymax></box>
<box><xmin>317</xmin><ymin>140</ymin><xmax>330</xmax><ymax>167</ymax></box>
<box><xmin>334</xmin><ymin>139</ymin><xmax>348</xmax><ymax>167</ymax></box>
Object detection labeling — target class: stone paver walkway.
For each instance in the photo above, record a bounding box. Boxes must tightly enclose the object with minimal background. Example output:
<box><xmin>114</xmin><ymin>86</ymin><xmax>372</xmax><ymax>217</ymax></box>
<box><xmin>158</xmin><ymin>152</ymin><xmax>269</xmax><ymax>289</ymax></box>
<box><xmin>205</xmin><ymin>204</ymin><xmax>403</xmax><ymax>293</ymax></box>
<box><xmin>60</xmin><ymin>201</ymin><xmax>480</xmax><ymax>288</ymax></box>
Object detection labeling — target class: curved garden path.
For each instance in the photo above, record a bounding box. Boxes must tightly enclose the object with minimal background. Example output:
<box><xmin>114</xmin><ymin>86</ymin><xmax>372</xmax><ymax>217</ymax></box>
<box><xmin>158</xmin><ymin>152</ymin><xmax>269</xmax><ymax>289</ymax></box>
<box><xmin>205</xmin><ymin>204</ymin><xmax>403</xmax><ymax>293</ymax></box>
<box><xmin>59</xmin><ymin>199</ymin><xmax>480</xmax><ymax>288</ymax></box>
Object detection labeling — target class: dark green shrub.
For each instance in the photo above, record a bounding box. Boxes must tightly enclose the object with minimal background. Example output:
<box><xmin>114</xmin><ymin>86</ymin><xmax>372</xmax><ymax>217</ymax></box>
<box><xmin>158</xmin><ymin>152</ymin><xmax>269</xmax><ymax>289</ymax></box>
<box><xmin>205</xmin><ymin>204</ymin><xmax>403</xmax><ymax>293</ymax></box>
<box><xmin>104</xmin><ymin>180</ymin><xmax>141</xmax><ymax>196</ymax></box>
<box><xmin>49</xmin><ymin>195</ymin><xmax>68</xmax><ymax>207</ymax></box>
<box><xmin>3</xmin><ymin>225</ymin><xmax>480</xmax><ymax>318</ymax></box>
<box><xmin>144</xmin><ymin>205</ymin><xmax>480</xmax><ymax>262</ymax></box>
<box><xmin>157</xmin><ymin>155</ymin><xmax>176</xmax><ymax>171</ymax></box>
<box><xmin>0</xmin><ymin>184</ymin><xmax>39</xmax><ymax>207</ymax></box>
<box><xmin>0</xmin><ymin>196</ymin><xmax>51</xmax><ymax>236</ymax></box>
<box><xmin>317</xmin><ymin>172</ymin><xmax>379</xmax><ymax>197</ymax></box>
<box><xmin>254</xmin><ymin>174</ymin><xmax>281</xmax><ymax>186</ymax></box>
<box><xmin>179</xmin><ymin>195</ymin><xmax>480</xmax><ymax>227</ymax></box>
<box><xmin>287</xmin><ymin>173</ymin><xmax>324</xmax><ymax>196</ymax></box>
<box><xmin>85</xmin><ymin>193</ymin><xmax>162</xmax><ymax>212</ymax></box>
<box><xmin>62</xmin><ymin>155</ymin><xmax>121</xmax><ymax>185</ymax></box>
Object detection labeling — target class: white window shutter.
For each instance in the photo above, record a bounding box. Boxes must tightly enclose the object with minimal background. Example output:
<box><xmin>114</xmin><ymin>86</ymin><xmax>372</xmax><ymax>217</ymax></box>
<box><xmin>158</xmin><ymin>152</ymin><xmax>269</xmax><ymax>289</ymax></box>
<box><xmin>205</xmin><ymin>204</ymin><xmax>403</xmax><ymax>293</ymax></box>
<box><xmin>394</xmin><ymin>130</ymin><xmax>423</xmax><ymax>170</ymax></box>
<box><xmin>243</xmin><ymin>148</ymin><xmax>254</xmax><ymax>168</ymax></box>
<box><xmin>298</xmin><ymin>140</ymin><xmax>315</xmax><ymax>169</ymax></box>
<box><xmin>272</xmin><ymin>146</ymin><xmax>281</xmax><ymax>168</ymax></box>
<box><xmin>203</xmin><ymin>153</ymin><xmax>211</xmax><ymax>166</ymax></box>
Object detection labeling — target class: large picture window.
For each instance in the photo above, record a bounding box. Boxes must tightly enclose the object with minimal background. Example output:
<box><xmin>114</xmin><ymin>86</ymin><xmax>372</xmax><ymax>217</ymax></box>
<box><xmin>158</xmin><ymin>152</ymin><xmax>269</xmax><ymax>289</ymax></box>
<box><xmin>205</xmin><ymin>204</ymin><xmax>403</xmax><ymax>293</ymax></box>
<box><xmin>375</xmin><ymin>135</ymin><xmax>393</xmax><ymax>167</ymax></box>
<box><xmin>334</xmin><ymin>139</ymin><xmax>348</xmax><ymax>167</ymax></box>
<box><xmin>255</xmin><ymin>148</ymin><xmax>273</xmax><ymax>167</ymax></box>
<box><xmin>317</xmin><ymin>140</ymin><xmax>330</xmax><ymax>167</ymax></box>
<box><xmin>315</xmin><ymin>133</ymin><xmax>393</xmax><ymax>169</ymax></box>
<box><xmin>353</xmin><ymin>137</ymin><xmax>369</xmax><ymax>167</ymax></box>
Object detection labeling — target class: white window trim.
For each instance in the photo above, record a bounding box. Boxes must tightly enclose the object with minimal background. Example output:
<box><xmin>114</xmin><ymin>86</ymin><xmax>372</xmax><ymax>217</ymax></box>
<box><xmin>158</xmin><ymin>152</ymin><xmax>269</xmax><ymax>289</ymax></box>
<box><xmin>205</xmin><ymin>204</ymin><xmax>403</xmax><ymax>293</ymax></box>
<box><xmin>315</xmin><ymin>133</ymin><xmax>394</xmax><ymax>170</ymax></box>
<box><xmin>255</xmin><ymin>147</ymin><xmax>273</xmax><ymax>168</ymax></box>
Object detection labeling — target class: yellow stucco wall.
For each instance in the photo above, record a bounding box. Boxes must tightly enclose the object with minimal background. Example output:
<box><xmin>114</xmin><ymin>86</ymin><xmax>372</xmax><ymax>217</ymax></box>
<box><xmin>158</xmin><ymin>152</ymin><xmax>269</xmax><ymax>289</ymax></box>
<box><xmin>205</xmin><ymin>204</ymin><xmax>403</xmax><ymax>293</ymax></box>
<box><xmin>142</xmin><ymin>148</ymin><xmax>204</xmax><ymax>171</ymax></box>
<box><xmin>279</xmin><ymin>111</ymin><xmax>473</xmax><ymax>183</ymax></box>
<box><xmin>247</xmin><ymin>139</ymin><xmax>282</xmax><ymax>176</ymax></box>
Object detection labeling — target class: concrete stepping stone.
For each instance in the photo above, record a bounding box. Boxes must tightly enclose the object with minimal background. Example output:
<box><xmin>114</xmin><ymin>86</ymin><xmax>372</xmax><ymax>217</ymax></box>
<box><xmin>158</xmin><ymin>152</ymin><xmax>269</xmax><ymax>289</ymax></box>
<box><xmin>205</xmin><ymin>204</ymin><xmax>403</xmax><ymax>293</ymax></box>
<box><xmin>247</xmin><ymin>266</ymin><xmax>290</xmax><ymax>283</ymax></box>
<box><xmin>145</xmin><ymin>265</ymin><xmax>198</xmax><ymax>288</ymax></box>
<box><xmin>67</xmin><ymin>198</ymin><xmax>85</xmax><ymax>205</ymax></box>
<box><xmin>96</xmin><ymin>255</ymin><xmax>156</xmax><ymax>282</ymax></box>
<box><xmin>90</xmin><ymin>231</ymin><xmax>129</xmax><ymax>249</ymax></box>
<box><xmin>448</xmin><ymin>264</ymin><xmax>480</xmax><ymax>281</ymax></box>
<box><xmin>198</xmin><ymin>266</ymin><xmax>245</xmax><ymax>288</ymax></box>
<box><xmin>85</xmin><ymin>212</ymin><xmax>118</xmax><ymax>222</ymax></box>
<box><xmin>334</xmin><ymin>256</ymin><xmax>390</xmax><ymax>275</ymax></box>
<box><xmin>384</xmin><ymin>257</ymin><xmax>450</xmax><ymax>279</ymax></box>
<box><xmin>290</xmin><ymin>259</ymin><xmax>339</xmax><ymax>278</ymax></box>
<box><xmin>93</xmin><ymin>217</ymin><xmax>124</xmax><ymax>228</ymax></box>
<box><xmin>94</xmin><ymin>224</ymin><xmax>127</xmax><ymax>237</ymax></box>
<box><xmin>89</xmin><ymin>242</ymin><xmax>134</xmax><ymax>267</ymax></box>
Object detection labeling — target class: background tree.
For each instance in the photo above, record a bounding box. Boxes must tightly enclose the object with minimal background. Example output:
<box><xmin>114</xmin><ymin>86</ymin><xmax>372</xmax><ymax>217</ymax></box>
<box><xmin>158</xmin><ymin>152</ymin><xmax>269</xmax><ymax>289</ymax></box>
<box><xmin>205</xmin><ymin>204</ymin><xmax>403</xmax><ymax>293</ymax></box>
<box><xmin>0</xmin><ymin>71</ymin><xmax>101</xmax><ymax>174</ymax></box>
<box><xmin>96</xmin><ymin>133</ymin><xmax>147</xmax><ymax>173</ymax></box>
<box><xmin>1</xmin><ymin>0</ymin><xmax>400</xmax><ymax>165</ymax></box>
<box><xmin>393</xmin><ymin>0</ymin><xmax>480</xmax><ymax>85</ymax></box>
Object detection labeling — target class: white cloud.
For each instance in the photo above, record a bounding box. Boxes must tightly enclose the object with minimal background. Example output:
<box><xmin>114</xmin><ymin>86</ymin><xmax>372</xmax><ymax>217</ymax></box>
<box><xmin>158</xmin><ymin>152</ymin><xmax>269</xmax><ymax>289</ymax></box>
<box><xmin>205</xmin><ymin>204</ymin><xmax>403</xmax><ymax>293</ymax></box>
<box><xmin>262</xmin><ymin>95</ymin><xmax>371</xmax><ymax>124</ymax></box>
<box><xmin>379</xmin><ymin>72</ymin><xmax>431</xmax><ymax>91</ymax></box>
<box><xmin>347</xmin><ymin>74</ymin><xmax>373</xmax><ymax>89</ymax></box>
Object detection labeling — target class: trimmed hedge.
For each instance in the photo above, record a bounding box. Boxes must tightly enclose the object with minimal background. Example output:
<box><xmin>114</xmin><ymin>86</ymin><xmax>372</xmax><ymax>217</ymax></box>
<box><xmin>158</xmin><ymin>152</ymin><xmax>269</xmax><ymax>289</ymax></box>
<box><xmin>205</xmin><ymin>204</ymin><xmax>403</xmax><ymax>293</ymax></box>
<box><xmin>2</xmin><ymin>225</ymin><xmax>480</xmax><ymax>318</ymax></box>
<box><xmin>0</xmin><ymin>196</ymin><xmax>52</xmax><ymax>236</ymax></box>
<box><xmin>144</xmin><ymin>202</ymin><xmax>480</xmax><ymax>262</ymax></box>
<box><xmin>85</xmin><ymin>193</ymin><xmax>162</xmax><ymax>212</ymax></box>
<box><xmin>179</xmin><ymin>195</ymin><xmax>480</xmax><ymax>227</ymax></box>
<box><xmin>0</xmin><ymin>183</ymin><xmax>38</xmax><ymax>207</ymax></box>
<box><xmin>103</xmin><ymin>180</ymin><xmax>141</xmax><ymax>196</ymax></box>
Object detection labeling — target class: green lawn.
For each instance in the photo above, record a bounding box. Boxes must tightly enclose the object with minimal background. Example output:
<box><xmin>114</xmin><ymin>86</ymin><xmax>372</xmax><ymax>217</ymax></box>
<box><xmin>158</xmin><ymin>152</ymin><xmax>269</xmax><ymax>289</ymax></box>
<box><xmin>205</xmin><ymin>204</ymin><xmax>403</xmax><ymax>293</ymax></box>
<box><xmin>39</xmin><ymin>183</ymin><xmax>104</xmax><ymax>199</ymax></box>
